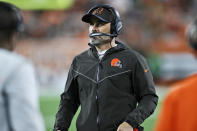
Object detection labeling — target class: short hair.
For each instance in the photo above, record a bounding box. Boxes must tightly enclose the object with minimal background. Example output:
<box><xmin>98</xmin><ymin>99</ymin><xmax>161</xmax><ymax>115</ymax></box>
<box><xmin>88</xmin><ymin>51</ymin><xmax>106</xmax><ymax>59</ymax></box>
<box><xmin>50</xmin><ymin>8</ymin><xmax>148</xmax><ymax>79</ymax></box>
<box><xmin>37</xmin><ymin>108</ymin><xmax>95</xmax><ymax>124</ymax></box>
<box><xmin>0</xmin><ymin>2</ymin><xmax>23</xmax><ymax>41</ymax></box>
<box><xmin>186</xmin><ymin>19</ymin><xmax>197</xmax><ymax>50</ymax></box>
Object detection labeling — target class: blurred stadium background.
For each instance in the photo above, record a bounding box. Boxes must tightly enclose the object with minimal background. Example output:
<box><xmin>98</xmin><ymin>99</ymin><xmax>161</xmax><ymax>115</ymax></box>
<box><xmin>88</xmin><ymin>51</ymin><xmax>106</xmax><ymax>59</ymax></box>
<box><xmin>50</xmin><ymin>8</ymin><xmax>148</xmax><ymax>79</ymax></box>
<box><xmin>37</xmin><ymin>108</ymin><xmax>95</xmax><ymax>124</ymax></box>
<box><xmin>1</xmin><ymin>0</ymin><xmax>197</xmax><ymax>130</ymax></box>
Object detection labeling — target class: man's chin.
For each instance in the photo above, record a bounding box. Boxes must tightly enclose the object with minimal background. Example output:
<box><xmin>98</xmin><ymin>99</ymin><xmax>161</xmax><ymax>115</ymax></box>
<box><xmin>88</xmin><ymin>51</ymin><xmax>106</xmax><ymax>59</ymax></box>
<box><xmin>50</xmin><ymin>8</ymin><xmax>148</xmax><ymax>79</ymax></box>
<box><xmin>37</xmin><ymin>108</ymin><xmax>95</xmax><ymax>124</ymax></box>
<box><xmin>90</xmin><ymin>38</ymin><xmax>111</xmax><ymax>46</ymax></box>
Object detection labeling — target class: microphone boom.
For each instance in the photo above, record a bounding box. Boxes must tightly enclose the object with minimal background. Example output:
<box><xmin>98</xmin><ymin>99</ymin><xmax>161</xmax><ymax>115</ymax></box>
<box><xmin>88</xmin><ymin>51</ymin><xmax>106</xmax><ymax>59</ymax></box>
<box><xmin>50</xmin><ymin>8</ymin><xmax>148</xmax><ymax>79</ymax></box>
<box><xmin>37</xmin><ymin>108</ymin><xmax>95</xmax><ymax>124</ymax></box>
<box><xmin>89</xmin><ymin>32</ymin><xmax>116</xmax><ymax>37</ymax></box>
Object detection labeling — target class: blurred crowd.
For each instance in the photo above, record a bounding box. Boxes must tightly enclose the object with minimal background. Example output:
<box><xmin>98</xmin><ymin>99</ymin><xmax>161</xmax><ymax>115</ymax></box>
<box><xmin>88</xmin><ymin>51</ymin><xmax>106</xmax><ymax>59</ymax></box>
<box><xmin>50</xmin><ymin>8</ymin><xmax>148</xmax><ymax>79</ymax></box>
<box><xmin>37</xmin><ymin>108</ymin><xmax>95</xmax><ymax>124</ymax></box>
<box><xmin>14</xmin><ymin>0</ymin><xmax>197</xmax><ymax>87</ymax></box>
<box><xmin>21</xmin><ymin>0</ymin><xmax>197</xmax><ymax>50</ymax></box>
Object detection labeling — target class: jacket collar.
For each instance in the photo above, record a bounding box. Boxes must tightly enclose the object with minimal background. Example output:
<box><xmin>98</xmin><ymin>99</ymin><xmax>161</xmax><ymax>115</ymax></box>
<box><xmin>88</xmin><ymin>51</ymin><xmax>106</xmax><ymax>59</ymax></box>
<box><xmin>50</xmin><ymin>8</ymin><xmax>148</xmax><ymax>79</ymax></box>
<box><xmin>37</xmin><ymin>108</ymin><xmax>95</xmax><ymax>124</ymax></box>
<box><xmin>88</xmin><ymin>40</ymin><xmax>127</xmax><ymax>60</ymax></box>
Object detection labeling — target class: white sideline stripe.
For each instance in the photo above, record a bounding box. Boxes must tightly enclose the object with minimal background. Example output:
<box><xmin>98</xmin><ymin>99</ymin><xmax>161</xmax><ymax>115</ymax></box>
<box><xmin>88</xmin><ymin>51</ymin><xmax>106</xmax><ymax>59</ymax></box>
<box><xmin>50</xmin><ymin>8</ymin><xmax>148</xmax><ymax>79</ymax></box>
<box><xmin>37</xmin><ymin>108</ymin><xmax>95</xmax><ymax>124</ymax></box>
<box><xmin>73</xmin><ymin>69</ymin><xmax>132</xmax><ymax>83</ymax></box>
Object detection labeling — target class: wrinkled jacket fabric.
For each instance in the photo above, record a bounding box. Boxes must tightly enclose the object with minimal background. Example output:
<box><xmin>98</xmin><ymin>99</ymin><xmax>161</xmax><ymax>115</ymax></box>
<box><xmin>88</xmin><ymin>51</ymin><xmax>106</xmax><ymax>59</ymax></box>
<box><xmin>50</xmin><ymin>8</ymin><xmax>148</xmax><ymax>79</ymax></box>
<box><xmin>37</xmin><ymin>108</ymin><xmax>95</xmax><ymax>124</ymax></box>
<box><xmin>54</xmin><ymin>41</ymin><xmax>158</xmax><ymax>131</ymax></box>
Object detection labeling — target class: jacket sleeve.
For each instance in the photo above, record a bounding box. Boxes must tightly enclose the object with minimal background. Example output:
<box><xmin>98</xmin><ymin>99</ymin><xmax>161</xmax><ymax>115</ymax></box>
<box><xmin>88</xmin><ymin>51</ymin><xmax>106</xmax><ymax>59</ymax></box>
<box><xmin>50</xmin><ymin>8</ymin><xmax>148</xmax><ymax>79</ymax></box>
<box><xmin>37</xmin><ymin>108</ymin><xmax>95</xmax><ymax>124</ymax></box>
<box><xmin>54</xmin><ymin>58</ymin><xmax>80</xmax><ymax>131</ymax></box>
<box><xmin>125</xmin><ymin>53</ymin><xmax>158</xmax><ymax>128</ymax></box>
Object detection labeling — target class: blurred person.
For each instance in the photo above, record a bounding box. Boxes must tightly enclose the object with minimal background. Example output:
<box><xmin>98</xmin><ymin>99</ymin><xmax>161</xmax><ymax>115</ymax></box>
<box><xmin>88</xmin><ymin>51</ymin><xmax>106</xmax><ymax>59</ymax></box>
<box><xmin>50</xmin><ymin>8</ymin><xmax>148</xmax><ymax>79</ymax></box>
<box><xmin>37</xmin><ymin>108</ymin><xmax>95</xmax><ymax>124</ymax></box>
<box><xmin>0</xmin><ymin>2</ymin><xmax>45</xmax><ymax>131</ymax></box>
<box><xmin>154</xmin><ymin>19</ymin><xmax>197</xmax><ymax>131</ymax></box>
<box><xmin>54</xmin><ymin>4</ymin><xmax>158</xmax><ymax>131</ymax></box>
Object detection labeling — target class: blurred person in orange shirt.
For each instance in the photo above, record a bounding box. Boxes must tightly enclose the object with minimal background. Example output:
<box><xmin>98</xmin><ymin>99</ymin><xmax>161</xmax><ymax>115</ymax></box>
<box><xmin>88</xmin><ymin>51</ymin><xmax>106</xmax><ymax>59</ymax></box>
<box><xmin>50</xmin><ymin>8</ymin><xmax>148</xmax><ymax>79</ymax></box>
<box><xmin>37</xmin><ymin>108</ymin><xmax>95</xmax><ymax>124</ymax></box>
<box><xmin>154</xmin><ymin>19</ymin><xmax>197</xmax><ymax>131</ymax></box>
<box><xmin>0</xmin><ymin>2</ymin><xmax>45</xmax><ymax>131</ymax></box>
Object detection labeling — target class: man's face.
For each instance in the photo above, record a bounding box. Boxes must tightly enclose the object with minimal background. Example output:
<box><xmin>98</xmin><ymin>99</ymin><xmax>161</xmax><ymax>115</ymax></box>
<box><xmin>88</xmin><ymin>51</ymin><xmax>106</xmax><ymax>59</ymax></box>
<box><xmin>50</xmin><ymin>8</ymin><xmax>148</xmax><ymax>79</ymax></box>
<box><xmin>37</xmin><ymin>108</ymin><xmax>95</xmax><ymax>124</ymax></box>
<box><xmin>89</xmin><ymin>18</ymin><xmax>111</xmax><ymax>45</ymax></box>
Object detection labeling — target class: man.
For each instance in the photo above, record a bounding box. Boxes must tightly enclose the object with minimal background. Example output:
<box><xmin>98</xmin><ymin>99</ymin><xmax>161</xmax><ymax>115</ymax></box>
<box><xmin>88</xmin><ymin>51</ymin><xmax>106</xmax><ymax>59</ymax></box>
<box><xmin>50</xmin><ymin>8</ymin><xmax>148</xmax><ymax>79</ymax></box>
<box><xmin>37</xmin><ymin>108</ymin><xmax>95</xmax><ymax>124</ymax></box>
<box><xmin>154</xmin><ymin>19</ymin><xmax>197</xmax><ymax>131</ymax></box>
<box><xmin>54</xmin><ymin>4</ymin><xmax>158</xmax><ymax>131</ymax></box>
<box><xmin>0</xmin><ymin>2</ymin><xmax>45</xmax><ymax>131</ymax></box>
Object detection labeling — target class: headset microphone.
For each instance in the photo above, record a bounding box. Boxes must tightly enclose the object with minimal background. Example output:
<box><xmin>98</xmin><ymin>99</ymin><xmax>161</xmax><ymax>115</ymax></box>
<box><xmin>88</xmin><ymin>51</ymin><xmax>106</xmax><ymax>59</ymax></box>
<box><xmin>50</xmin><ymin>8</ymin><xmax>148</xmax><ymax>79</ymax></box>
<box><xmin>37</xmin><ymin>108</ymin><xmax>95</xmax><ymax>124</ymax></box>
<box><xmin>89</xmin><ymin>32</ymin><xmax>117</xmax><ymax>37</ymax></box>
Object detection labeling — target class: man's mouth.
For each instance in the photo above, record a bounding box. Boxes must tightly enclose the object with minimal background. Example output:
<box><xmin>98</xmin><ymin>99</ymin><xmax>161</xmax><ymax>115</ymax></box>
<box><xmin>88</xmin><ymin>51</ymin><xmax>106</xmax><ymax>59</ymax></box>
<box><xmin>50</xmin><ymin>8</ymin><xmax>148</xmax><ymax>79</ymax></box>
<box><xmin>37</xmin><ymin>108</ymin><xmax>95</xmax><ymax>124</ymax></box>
<box><xmin>91</xmin><ymin>36</ymin><xmax>101</xmax><ymax>40</ymax></box>
<box><xmin>90</xmin><ymin>33</ymin><xmax>102</xmax><ymax>39</ymax></box>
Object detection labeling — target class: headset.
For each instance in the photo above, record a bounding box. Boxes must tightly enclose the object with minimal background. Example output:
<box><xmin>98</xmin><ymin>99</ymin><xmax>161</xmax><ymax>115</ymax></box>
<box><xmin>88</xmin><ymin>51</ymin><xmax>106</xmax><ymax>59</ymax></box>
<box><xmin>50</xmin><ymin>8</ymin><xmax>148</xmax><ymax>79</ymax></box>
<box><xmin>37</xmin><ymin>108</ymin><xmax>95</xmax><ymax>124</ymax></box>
<box><xmin>0</xmin><ymin>1</ymin><xmax>24</xmax><ymax>32</ymax></box>
<box><xmin>87</xmin><ymin>4</ymin><xmax>123</xmax><ymax>37</ymax></box>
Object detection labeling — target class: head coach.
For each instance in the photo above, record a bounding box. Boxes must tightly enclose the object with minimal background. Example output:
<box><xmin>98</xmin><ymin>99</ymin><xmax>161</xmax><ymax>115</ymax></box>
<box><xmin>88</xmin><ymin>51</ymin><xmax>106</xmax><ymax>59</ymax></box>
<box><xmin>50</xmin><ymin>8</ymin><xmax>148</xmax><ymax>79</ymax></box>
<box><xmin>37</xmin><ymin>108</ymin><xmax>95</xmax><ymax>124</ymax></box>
<box><xmin>54</xmin><ymin>4</ymin><xmax>158</xmax><ymax>131</ymax></box>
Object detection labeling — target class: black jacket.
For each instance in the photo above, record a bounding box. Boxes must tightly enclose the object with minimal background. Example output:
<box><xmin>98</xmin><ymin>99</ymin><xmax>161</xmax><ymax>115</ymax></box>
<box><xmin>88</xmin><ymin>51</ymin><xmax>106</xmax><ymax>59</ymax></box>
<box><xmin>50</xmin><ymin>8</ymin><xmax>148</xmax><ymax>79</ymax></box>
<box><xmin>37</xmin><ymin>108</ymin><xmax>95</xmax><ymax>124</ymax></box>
<box><xmin>54</xmin><ymin>41</ymin><xmax>158</xmax><ymax>131</ymax></box>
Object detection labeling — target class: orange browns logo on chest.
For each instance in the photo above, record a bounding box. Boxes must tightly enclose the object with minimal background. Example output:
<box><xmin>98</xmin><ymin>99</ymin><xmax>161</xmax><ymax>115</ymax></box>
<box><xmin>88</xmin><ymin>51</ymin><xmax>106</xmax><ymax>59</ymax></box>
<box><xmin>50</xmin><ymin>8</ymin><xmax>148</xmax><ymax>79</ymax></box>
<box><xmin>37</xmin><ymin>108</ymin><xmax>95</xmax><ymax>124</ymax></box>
<box><xmin>111</xmin><ymin>58</ymin><xmax>122</xmax><ymax>68</ymax></box>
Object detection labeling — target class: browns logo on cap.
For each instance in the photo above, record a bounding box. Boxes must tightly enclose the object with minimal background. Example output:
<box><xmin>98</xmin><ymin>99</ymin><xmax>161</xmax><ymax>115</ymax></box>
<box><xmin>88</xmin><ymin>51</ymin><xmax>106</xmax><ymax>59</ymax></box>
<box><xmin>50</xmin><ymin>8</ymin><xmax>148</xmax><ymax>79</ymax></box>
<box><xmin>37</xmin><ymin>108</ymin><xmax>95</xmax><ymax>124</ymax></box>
<box><xmin>93</xmin><ymin>7</ymin><xmax>104</xmax><ymax>15</ymax></box>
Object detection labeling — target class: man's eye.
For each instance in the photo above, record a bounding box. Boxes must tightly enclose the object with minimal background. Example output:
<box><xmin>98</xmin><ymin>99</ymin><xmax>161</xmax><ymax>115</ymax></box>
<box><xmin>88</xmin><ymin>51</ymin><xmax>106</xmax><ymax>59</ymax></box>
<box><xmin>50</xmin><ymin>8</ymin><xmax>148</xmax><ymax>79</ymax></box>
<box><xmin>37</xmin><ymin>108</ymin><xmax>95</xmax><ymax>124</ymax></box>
<box><xmin>98</xmin><ymin>22</ymin><xmax>105</xmax><ymax>26</ymax></box>
<box><xmin>89</xmin><ymin>22</ymin><xmax>106</xmax><ymax>27</ymax></box>
<box><xmin>98</xmin><ymin>23</ymin><xmax>102</xmax><ymax>26</ymax></box>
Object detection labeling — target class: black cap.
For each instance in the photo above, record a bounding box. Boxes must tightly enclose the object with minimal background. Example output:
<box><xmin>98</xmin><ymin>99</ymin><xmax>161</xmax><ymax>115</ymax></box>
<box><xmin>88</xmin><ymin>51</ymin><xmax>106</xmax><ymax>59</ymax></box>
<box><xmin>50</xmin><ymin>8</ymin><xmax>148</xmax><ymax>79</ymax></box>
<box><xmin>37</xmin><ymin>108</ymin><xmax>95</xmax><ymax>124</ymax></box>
<box><xmin>82</xmin><ymin>7</ymin><xmax>114</xmax><ymax>23</ymax></box>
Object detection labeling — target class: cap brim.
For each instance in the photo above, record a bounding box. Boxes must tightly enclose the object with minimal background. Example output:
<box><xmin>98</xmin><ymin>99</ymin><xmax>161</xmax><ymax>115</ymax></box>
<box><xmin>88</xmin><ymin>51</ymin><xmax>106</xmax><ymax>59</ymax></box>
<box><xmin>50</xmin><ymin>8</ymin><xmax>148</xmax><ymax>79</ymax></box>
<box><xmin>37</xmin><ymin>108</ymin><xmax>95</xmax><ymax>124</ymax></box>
<box><xmin>82</xmin><ymin>14</ymin><xmax>110</xmax><ymax>23</ymax></box>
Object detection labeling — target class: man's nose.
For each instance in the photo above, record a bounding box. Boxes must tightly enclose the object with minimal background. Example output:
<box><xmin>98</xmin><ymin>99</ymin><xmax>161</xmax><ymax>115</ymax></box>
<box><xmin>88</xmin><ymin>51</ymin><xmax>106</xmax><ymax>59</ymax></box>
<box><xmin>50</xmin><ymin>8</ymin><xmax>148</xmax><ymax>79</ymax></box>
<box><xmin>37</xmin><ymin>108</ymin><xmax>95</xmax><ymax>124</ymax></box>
<box><xmin>92</xmin><ymin>24</ymin><xmax>98</xmax><ymax>31</ymax></box>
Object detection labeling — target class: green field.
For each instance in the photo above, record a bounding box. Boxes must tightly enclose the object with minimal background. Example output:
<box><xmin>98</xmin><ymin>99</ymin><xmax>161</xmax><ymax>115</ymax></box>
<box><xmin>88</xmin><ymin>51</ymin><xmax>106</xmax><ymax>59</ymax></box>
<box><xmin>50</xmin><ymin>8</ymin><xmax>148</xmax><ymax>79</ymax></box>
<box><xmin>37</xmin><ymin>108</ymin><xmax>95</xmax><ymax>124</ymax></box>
<box><xmin>0</xmin><ymin>0</ymin><xmax>74</xmax><ymax>10</ymax></box>
<box><xmin>40</xmin><ymin>96</ymin><xmax>161</xmax><ymax>131</ymax></box>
